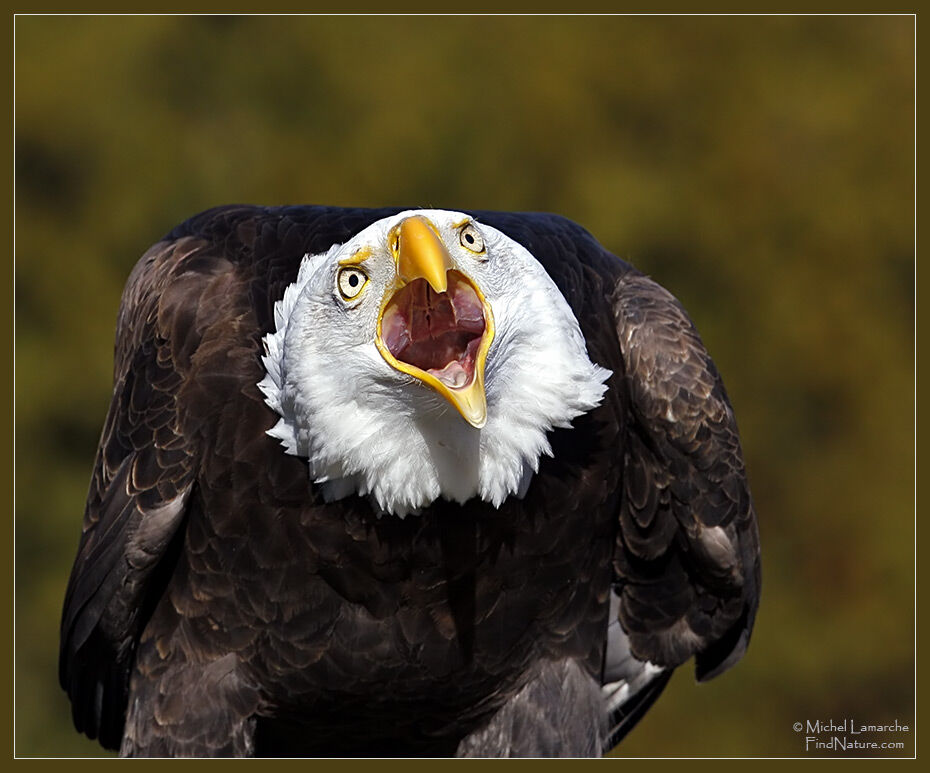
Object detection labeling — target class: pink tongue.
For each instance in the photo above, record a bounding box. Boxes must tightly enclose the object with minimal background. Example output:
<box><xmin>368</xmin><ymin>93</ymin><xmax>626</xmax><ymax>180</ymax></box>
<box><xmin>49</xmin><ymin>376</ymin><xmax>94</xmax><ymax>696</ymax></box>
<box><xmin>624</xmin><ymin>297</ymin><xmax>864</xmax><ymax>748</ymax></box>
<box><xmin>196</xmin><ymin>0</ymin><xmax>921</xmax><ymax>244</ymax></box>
<box><xmin>430</xmin><ymin>360</ymin><xmax>469</xmax><ymax>388</ymax></box>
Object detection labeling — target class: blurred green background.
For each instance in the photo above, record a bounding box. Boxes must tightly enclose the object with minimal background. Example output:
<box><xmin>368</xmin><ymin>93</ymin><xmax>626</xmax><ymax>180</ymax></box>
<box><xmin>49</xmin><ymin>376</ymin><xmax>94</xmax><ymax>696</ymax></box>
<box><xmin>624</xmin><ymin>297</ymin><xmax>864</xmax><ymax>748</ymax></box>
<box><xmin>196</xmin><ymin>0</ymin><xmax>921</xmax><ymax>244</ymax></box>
<box><xmin>14</xmin><ymin>15</ymin><xmax>914</xmax><ymax>757</ymax></box>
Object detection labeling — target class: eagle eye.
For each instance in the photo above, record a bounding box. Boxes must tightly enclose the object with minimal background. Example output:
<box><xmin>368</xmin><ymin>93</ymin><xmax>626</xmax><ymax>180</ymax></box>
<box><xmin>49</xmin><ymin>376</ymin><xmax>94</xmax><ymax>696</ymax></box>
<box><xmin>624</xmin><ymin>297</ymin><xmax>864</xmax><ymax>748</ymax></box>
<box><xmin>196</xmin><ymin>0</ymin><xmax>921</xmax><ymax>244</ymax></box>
<box><xmin>459</xmin><ymin>223</ymin><xmax>486</xmax><ymax>255</ymax></box>
<box><xmin>337</xmin><ymin>266</ymin><xmax>368</xmax><ymax>301</ymax></box>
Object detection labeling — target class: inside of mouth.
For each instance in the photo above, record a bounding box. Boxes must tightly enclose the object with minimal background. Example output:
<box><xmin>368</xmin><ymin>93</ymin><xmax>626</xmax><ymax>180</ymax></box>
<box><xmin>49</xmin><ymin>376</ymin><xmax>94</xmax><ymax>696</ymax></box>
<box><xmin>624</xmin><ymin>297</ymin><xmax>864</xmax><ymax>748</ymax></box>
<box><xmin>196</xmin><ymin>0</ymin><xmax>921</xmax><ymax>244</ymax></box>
<box><xmin>380</xmin><ymin>271</ymin><xmax>486</xmax><ymax>389</ymax></box>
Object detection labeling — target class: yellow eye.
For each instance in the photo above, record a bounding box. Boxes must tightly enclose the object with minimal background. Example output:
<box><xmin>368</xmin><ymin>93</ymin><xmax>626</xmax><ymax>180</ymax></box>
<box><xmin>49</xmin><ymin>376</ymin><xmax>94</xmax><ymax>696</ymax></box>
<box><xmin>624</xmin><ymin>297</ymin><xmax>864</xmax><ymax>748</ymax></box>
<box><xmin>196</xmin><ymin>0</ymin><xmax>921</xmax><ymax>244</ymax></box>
<box><xmin>459</xmin><ymin>223</ymin><xmax>485</xmax><ymax>254</ymax></box>
<box><xmin>337</xmin><ymin>266</ymin><xmax>368</xmax><ymax>300</ymax></box>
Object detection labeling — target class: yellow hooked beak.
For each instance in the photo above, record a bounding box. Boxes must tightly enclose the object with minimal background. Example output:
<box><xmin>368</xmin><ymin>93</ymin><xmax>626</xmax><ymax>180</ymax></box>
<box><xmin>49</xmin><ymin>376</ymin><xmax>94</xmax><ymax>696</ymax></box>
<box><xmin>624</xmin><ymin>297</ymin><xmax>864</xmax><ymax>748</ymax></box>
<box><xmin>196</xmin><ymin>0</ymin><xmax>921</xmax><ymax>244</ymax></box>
<box><xmin>396</xmin><ymin>216</ymin><xmax>452</xmax><ymax>293</ymax></box>
<box><xmin>376</xmin><ymin>216</ymin><xmax>495</xmax><ymax>428</ymax></box>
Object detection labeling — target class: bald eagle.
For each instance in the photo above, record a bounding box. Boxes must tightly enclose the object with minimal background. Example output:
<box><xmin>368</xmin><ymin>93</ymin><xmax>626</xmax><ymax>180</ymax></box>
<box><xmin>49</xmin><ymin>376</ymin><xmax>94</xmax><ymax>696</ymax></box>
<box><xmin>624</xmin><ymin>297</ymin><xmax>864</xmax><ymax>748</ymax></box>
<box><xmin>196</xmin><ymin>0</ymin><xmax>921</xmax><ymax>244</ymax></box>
<box><xmin>60</xmin><ymin>206</ymin><xmax>760</xmax><ymax>757</ymax></box>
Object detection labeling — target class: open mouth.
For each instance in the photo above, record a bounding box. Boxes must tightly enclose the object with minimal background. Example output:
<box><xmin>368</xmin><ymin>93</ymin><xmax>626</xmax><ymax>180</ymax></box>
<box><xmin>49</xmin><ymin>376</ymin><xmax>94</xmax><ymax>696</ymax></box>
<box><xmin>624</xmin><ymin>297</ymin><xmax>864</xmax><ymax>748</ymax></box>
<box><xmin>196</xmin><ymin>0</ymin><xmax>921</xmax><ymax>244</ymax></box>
<box><xmin>380</xmin><ymin>271</ymin><xmax>487</xmax><ymax>390</ymax></box>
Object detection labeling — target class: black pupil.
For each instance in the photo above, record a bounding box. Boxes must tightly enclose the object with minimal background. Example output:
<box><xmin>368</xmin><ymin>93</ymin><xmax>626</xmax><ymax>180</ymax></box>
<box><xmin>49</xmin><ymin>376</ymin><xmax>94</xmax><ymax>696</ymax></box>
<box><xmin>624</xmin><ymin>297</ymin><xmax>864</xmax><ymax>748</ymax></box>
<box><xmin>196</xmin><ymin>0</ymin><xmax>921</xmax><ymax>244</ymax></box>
<box><xmin>465</xmin><ymin>233</ymin><xmax>474</xmax><ymax>244</ymax></box>
<box><xmin>348</xmin><ymin>273</ymin><xmax>359</xmax><ymax>287</ymax></box>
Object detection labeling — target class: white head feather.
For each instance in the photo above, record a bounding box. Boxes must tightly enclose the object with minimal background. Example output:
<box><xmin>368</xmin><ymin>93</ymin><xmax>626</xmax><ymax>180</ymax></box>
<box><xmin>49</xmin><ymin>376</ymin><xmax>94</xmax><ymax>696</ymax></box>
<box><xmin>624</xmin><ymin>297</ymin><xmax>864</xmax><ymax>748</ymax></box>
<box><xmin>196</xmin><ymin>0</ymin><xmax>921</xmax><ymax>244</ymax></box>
<box><xmin>258</xmin><ymin>209</ymin><xmax>610</xmax><ymax>516</ymax></box>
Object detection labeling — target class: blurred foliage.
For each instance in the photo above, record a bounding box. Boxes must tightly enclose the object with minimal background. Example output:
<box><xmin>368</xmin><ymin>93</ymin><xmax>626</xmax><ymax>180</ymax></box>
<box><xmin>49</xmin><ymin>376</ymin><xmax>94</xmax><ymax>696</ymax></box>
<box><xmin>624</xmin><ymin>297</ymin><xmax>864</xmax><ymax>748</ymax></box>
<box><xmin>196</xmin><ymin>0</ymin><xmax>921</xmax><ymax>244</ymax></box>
<box><xmin>14</xmin><ymin>15</ymin><xmax>913</xmax><ymax>757</ymax></box>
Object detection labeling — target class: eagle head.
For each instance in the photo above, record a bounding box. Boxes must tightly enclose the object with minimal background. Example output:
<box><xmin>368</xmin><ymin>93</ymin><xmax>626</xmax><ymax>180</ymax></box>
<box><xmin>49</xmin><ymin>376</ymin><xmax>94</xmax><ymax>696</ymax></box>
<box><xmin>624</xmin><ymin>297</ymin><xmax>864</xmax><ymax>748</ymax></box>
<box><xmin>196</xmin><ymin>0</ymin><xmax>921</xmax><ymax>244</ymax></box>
<box><xmin>258</xmin><ymin>209</ymin><xmax>610</xmax><ymax>516</ymax></box>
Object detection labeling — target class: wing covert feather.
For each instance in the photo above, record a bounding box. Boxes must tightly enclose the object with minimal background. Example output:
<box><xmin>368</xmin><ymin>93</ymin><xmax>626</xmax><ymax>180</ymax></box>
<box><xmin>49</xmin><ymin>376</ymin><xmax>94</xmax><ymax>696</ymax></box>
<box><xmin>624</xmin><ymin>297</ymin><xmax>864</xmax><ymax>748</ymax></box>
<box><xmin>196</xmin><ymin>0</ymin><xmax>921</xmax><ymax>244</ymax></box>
<box><xmin>611</xmin><ymin>271</ymin><xmax>760</xmax><ymax>681</ymax></box>
<box><xmin>59</xmin><ymin>236</ymin><xmax>224</xmax><ymax>748</ymax></box>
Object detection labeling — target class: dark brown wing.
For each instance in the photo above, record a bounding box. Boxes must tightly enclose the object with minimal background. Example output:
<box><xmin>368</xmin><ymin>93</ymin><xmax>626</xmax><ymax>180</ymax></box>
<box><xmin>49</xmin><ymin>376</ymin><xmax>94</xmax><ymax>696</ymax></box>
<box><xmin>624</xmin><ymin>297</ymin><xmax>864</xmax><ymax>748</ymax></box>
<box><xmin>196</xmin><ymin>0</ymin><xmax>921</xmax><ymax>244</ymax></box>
<box><xmin>611</xmin><ymin>271</ymin><xmax>761</xmax><ymax>681</ymax></box>
<box><xmin>58</xmin><ymin>234</ymin><xmax>234</xmax><ymax>748</ymax></box>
